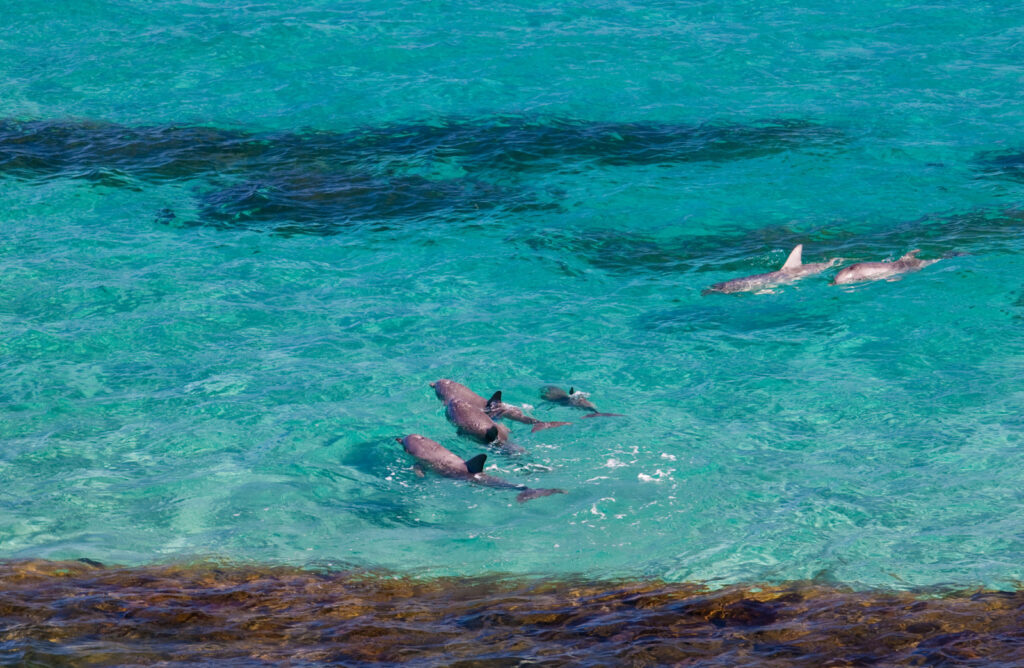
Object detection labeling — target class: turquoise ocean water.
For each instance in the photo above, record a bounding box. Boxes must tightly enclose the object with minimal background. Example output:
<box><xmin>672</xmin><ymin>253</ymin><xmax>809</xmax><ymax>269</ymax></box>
<box><xmin>1</xmin><ymin>0</ymin><xmax>1023</xmax><ymax>591</ymax></box>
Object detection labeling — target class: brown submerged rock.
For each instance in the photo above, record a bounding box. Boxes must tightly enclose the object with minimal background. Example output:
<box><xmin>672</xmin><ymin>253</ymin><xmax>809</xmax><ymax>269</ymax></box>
<box><xmin>1</xmin><ymin>560</ymin><xmax>1023</xmax><ymax>665</ymax></box>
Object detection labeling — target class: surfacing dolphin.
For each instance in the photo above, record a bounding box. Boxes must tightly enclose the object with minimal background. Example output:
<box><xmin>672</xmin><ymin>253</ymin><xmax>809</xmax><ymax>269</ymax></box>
<box><xmin>431</xmin><ymin>379</ymin><xmax>570</xmax><ymax>432</ymax></box>
<box><xmin>831</xmin><ymin>250</ymin><xmax>941</xmax><ymax>285</ymax></box>
<box><xmin>703</xmin><ymin>244</ymin><xmax>842</xmax><ymax>295</ymax></box>
<box><xmin>431</xmin><ymin>379</ymin><xmax>487</xmax><ymax>409</ymax></box>
<box><xmin>444</xmin><ymin>399</ymin><xmax>521</xmax><ymax>454</ymax></box>
<box><xmin>541</xmin><ymin>386</ymin><xmax>623</xmax><ymax>418</ymax></box>
<box><xmin>397</xmin><ymin>434</ymin><xmax>565</xmax><ymax>502</ymax></box>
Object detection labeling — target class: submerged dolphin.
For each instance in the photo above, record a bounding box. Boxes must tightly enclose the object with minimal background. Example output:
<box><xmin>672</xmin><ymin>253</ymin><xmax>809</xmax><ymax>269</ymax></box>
<box><xmin>703</xmin><ymin>244</ymin><xmax>841</xmax><ymax>295</ymax></box>
<box><xmin>831</xmin><ymin>250</ymin><xmax>940</xmax><ymax>285</ymax></box>
<box><xmin>484</xmin><ymin>391</ymin><xmax>571</xmax><ymax>432</ymax></box>
<box><xmin>431</xmin><ymin>379</ymin><xmax>570</xmax><ymax>432</ymax></box>
<box><xmin>397</xmin><ymin>434</ymin><xmax>565</xmax><ymax>502</ymax></box>
<box><xmin>541</xmin><ymin>386</ymin><xmax>623</xmax><ymax>418</ymax></box>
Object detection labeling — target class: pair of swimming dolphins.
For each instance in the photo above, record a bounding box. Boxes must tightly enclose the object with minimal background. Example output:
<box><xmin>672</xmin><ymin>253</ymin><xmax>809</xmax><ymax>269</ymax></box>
<box><xmin>704</xmin><ymin>244</ymin><xmax>942</xmax><ymax>294</ymax></box>
<box><xmin>399</xmin><ymin>381</ymin><xmax>620</xmax><ymax>502</ymax></box>
<box><xmin>432</xmin><ymin>378</ymin><xmax>575</xmax><ymax>454</ymax></box>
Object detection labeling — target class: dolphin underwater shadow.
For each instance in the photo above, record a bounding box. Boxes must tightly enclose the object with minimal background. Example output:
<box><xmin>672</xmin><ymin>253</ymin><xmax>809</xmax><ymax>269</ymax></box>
<box><xmin>397</xmin><ymin>434</ymin><xmax>564</xmax><ymax>503</ymax></box>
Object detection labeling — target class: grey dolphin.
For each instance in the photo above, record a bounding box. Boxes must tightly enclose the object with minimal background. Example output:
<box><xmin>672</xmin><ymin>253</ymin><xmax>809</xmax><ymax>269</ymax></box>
<box><xmin>445</xmin><ymin>399</ymin><xmax>523</xmax><ymax>454</ymax></box>
<box><xmin>397</xmin><ymin>434</ymin><xmax>565</xmax><ymax>502</ymax></box>
<box><xmin>431</xmin><ymin>379</ymin><xmax>571</xmax><ymax>432</ymax></box>
<box><xmin>703</xmin><ymin>244</ymin><xmax>842</xmax><ymax>295</ymax></box>
<box><xmin>431</xmin><ymin>379</ymin><xmax>487</xmax><ymax>409</ymax></box>
<box><xmin>485</xmin><ymin>391</ymin><xmax>572</xmax><ymax>433</ymax></box>
<box><xmin>831</xmin><ymin>250</ymin><xmax>940</xmax><ymax>285</ymax></box>
<box><xmin>541</xmin><ymin>386</ymin><xmax>623</xmax><ymax>417</ymax></box>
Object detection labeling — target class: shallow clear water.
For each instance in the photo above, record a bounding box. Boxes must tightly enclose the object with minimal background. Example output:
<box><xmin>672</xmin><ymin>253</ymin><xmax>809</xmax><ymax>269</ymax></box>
<box><xmin>1</xmin><ymin>0</ymin><xmax>1023</xmax><ymax>590</ymax></box>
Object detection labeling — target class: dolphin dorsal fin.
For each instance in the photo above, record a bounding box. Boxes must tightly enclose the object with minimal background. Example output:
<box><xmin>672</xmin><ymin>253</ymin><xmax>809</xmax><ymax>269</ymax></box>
<box><xmin>485</xmin><ymin>425</ymin><xmax>499</xmax><ymax>443</ymax></box>
<box><xmin>569</xmin><ymin>386</ymin><xmax>575</xmax><ymax>395</ymax></box>
<box><xmin>781</xmin><ymin>244</ymin><xmax>803</xmax><ymax>270</ymax></box>
<box><xmin>464</xmin><ymin>453</ymin><xmax>487</xmax><ymax>474</ymax></box>
<box><xmin>899</xmin><ymin>249</ymin><xmax>921</xmax><ymax>261</ymax></box>
<box><xmin>487</xmin><ymin>391</ymin><xmax>502</xmax><ymax>407</ymax></box>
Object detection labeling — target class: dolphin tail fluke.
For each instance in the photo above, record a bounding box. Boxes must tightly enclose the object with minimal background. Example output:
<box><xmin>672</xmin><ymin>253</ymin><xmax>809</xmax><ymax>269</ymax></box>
<box><xmin>516</xmin><ymin>488</ymin><xmax>566</xmax><ymax>503</ymax></box>
<box><xmin>530</xmin><ymin>421</ymin><xmax>572</xmax><ymax>433</ymax></box>
<box><xmin>464</xmin><ymin>453</ymin><xmax>487</xmax><ymax>474</ymax></box>
<box><xmin>781</xmin><ymin>244</ymin><xmax>803</xmax><ymax>270</ymax></box>
<box><xmin>582</xmin><ymin>412</ymin><xmax>625</xmax><ymax>418</ymax></box>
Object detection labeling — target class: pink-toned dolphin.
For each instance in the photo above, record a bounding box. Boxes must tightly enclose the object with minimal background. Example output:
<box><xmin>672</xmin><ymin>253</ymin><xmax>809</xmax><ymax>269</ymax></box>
<box><xmin>831</xmin><ymin>249</ymin><xmax>941</xmax><ymax>285</ymax></box>
<box><xmin>704</xmin><ymin>244</ymin><xmax>842</xmax><ymax>294</ymax></box>
<box><xmin>397</xmin><ymin>434</ymin><xmax>565</xmax><ymax>502</ymax></box>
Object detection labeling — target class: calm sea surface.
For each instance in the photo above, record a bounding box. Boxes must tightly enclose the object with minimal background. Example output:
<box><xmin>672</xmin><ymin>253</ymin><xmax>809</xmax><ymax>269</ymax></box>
<box><xmin>2</xmin><ymin>0</ymin><xmax>1023</xmax><ymax>598</ymax></box>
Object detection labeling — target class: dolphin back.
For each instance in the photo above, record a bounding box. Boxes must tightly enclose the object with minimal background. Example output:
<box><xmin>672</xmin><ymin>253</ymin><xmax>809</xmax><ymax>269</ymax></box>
<box><xmin>432</xmin><ymin>379</ymin><xmax>486</xmax><ymax>408</ymax></box>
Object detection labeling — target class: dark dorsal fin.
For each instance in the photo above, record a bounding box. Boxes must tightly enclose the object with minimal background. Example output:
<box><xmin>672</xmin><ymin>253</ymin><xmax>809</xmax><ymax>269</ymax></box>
<box><xmin>569</xmin><ymin>386</ymin><xmax>575</xmax><ymax>394</ymax></box>
<box><xmin>487</xmin><ymin>390</ymin><xmax>502</xmax><ymax>407</ymax></box>
<box><xmin>464</xmin><ymin>453</ymin><xmax>487</xmax><ymax>474</ymax></box>
<box><xmin>485</xmin><ymin>425</ymin><xmax>499</xmax><ymax>442</ymax></box>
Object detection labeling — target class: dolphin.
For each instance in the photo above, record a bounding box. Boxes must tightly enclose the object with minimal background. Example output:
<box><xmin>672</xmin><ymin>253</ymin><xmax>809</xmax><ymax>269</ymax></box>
<box><xmin>485</xmin><ymin>391</ymin><xmax>572</xmax><ymax>432</ymax></box>
<box><xmin>541</xmin><ymin>386</ymin><xmax>623</xmax><ymax>417</ymax></box>
<box><xmin>703</xmin><ymin>244</ymin><xmax>842</xmax><ymax>294</ymax></box>
<box><xmin>445</xmin><ymin>399</ymin><xmax>524</xmax><ymax>454</ymax></box>
<box><xmin>431</xmin><ymin>379</ymin><xmax>570</xmax><ymax>432</ymax></box>
<box><xmin>397</xmin><ymin>434</ymin><xmax>565</xmax><ymax>502</ymax></box>
<box><xmin>831</xmin><ymin>250</ymin><xmax>941</xmax><ymax>285</ymax></box>
<box><xmin>431</xmin><ymin>379</ymin><xmax>487</xmax><ymax>409</ymax></box>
